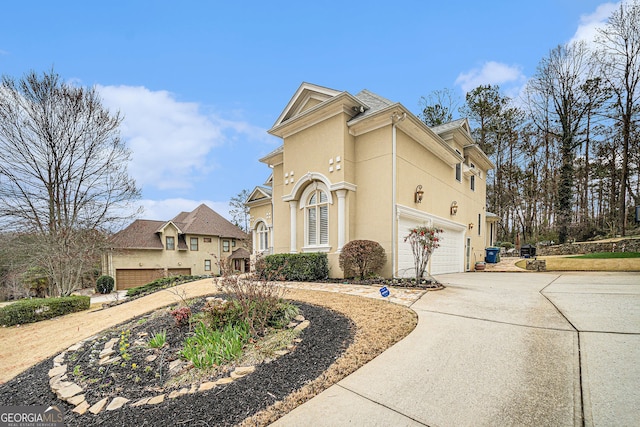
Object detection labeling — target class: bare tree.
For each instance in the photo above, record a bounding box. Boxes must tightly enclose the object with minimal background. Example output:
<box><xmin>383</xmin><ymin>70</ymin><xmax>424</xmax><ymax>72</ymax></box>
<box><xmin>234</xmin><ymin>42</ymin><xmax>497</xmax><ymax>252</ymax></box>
<box><xmin>594</xmin><ymin>0</ymin><xmax>640</xmax><ymax>236</ymax></box>
<box><xmin>0</xmin><ymin>70</ymin><xmax>140</xmax><ymax>295</ymax></box>
<box><xmin>526</xmin><ymin>41</ymin><xmax>594</xmax><ymax>243</ymax></box>
<box><xmin>229</xmin><ymin>189</ymin><xmax>250</xmax><ymax>233</ymax></box>
<box><xmin>418</xmin><ymin>88</ymin><xmax>460</xmax><ymax>127</ymax></box>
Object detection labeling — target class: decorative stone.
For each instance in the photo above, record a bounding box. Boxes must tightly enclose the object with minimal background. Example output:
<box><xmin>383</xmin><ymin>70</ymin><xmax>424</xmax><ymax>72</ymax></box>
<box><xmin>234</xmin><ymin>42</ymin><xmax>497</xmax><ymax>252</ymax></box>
<box><xmin>199</xmin><ymin>382</ymin><xmax>216</xmax><ymax>391</ymax></box>
<box><xmin>66</xmin><ymin>394</ymin><xmax>86</xmax><ymax>406</ymax></box>
<box><xmin>88</xmin><ymin>397</ymin><xmax>108</xmax><ymax>414</ymax></box>
<box><xmin>99</xmin><ymin>348</ymin><xmax>115</xmax><ymax>359</ymax></box>
<box><xmin>131</xmin><ymin>397</ymin><xmax>151</xmax><ymax>407</ymax></box>
<box><xmin>294</xmin><ymin>315</ymin><xmax>305</xmax><ymax>322</ymax></box>
<box><xmin>104</xmin><ymin>337</ymin><xmax>119</xmax><ymax>349</ymax></box>
<box><xmin>274</xmin><ymin>350</ymin><xmax>289</xmax><ymax>356</ymax></box>
<box><xmin>293</xmin><ymin>338</ymin><xmax>303</xmax><ymax>343</ymax></box>
<box><xmin>215</xmin><ymin>377</ymin><xmax>234</xmax><ymax>385</ymax></box>
<box><xmin>168</xmin><ymin>390</ymin><xmax>186</xmax><ymax>399</ymax></box>
<box><xmin>48</xmin><ymin>365</ymin><xmax>66</xmax><ymax>378</ymax></box>
<box><xmin>169</xmin><ymin>360</ymin><xmax>185</xmax><ymax>375</ymax></box>
<box><xmin>231</xmin><ymin>366</ymin><xmax>255</xmax><ymax>379</ymax></box>
<box><xmin>49</xmin><ymin>374</ymin><xmax>68</xmax><ymax>388</ymax></box>
<box><xmin>286</xmin><ymin>322</ymin><xmax>297</xmax><ymax>328</ymax></box>
<box><xmin>72</xmin><ymin>401</ymin><xmax>90</xmax><ymax>415</ymax></box>
<box><xmin>53</xmin><ymin>353</ymin><xmax>66</xmax><ymax>365</ymax></box>
<box><xmin>99</xmin><ymin>356</ymin><xmax>121</xmax><ymax>365</ymax></box>
<box><xmin>294</xmin><ymin>320</ymin><xmax>310</xmax><ymax>332</ymax></box>
<box><xmin>189</xmin><ymin>384</ymin><xmax>198</xmax><ymax>394</ymax></box>
<box><xmin>147</xmin><ymin>394</ymin><xmax>165</xmax><ymax>405</ymax></box>
<box><xmin>145</xmin><ymin>355</ymin><xmax>157</xmax><ymax>362</ymax></box>
<box><xmin>67</xmin><ymin>342</ymin><xmax>83</xmax><ymax>352</ymax></box>
<box><xmin>138</xmin><ymin>332</ymin><xmax>148</xmax><ymax>337</ymax></box>
<box><xmin>56</xmin><ymin>383</ymin><xmax>83</xmax><ymax>400</ymax></box>
<box><xmin>106</xmin><ymin>397</ymin><xmax>129</xmax><ymax>410</ymax></box>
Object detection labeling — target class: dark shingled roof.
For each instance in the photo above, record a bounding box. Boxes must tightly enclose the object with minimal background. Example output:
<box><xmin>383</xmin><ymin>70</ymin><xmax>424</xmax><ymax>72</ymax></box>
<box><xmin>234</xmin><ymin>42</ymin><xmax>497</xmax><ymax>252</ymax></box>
<box><xmin>111</xmin><ymin>204</ymin><xmax>247</xmax><ymax>249</ymax></box>
<box><xmin>228</xmin><ymin>247</ymin><xmax>250</xmax><ymax>259</ymax></box>
<box><xmin>111</xmin><ymin>220</ymin><xmax>165</xmax><ymax>249</ymax></box>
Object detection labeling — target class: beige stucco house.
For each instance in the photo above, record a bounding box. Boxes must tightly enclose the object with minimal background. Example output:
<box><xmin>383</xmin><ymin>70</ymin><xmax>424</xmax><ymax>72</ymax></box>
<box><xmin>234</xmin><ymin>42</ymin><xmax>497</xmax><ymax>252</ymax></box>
<box><xmin>104</xmin><ymin>204</ymin><xmax>247</xmax><ymax>289</ymax></box>
<box><xmin>246</xmin><ymin>83</ymin><xmax>495</xmax><ymax>278</ymax></box>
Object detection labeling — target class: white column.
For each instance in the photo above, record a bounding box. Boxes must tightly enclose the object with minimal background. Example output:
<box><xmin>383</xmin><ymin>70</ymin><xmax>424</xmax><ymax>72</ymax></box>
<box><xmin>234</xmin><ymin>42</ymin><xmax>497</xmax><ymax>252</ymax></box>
<box><xmin>289</xmin><ymin>201</ymin><xmax>298</xmax><ymax>253</ymax></box>
<box><xmin>336</xmin><ymin>189</ymin><xmax>347</xmax><ymax>252</ymax></box>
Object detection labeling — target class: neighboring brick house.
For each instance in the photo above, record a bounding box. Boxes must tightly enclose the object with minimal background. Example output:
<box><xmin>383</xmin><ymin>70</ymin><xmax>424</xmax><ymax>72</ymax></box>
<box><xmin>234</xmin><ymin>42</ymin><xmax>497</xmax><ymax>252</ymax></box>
<box><xmin>103</xmin><ymin>204</ymin><xmax>247</xmax><ymax>289</ymax></box>
<box><xmin>246</xmin><ymin>82</ymin><xmax>495</xmax><ymax>278</ymax></box>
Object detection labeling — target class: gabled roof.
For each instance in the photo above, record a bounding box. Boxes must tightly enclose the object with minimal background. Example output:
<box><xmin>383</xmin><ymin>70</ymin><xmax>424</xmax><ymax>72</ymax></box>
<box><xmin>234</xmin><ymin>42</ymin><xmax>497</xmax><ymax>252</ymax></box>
<box><xmin>430</xmin><ymin>118</ymin><xmax>471</xmax><ymax>135</ymax></box>
<box><xmin>272</xmin><ymin>82</ymin><xmax>342</xmax><ymax>128</ymax></box>
<box><xmin>111</xmin><ymin>204</ymin><xmax>247</xmax><ymax>249</ymax></box>
<box><xmin>244</xmin><ymin>186</ymin><xmax>272</xmax><ymax>205</ymax></box>
<box><xmin>171</xmin><ymin>204</ymin><xmax>247</xmax><ymax>239</ymax></box>
<box><xmin>111</xmin><ymin>219</ymin><xmax>165</xmax><ymax>249</ymax></box>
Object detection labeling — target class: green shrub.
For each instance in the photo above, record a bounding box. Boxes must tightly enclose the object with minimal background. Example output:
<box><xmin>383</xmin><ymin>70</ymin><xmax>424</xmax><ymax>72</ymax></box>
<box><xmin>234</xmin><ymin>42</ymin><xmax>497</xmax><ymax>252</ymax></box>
<box><xmin>96</xmin><ymin>275</ymin><xmax>115</xmax><ymax>294</ymax></box>
<box><xmin>267</xmin><ymin>301</ymin><xmax>300</xmax><ymax>329</ymax></box>
<box><xmin>263</xmin><ymin>253</ymin><xmax>328</xmax><ymax>281</ymax></box>
<box><xmin>339</xmin><ymin>240</ymin><xmax>387</xmax><ymax>279</ymax></box>
<box><xmin>202</xmin><ymin>298</ymin><xmax>244</xmax><ymax>330</ymax></box>
<box><xmin>126</xmin><ymin>275</ymin><xmax>206</xmax><ymax>297</ymax></box>
<box><xmin>180</xmin><ymin>321</ymin><xmax>250</xmax><ymax>368</ymax></box>
<box><xmin>0</xmin><ymin>296</ymin><xmax>90</xmax><ymax>326</ymax></box>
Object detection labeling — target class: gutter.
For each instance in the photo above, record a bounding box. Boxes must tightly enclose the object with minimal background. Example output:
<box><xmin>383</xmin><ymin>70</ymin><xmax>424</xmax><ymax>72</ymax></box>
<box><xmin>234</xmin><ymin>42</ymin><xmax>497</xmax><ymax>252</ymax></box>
<box><xmin>391</xmin><ymin>111</ymin><xmax>406</xmax><ymax>277</ymax></box>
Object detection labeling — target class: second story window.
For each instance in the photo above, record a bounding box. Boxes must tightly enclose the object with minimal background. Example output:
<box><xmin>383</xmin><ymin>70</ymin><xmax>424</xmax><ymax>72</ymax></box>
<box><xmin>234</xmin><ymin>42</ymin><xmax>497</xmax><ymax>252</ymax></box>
<box><xmin>455</xmin><ymin>150</ymin><xmax>462</xmax><ymax>182</ymax></box>
<box><xmin>166</xmin><ymin>236</ymin><xmax>175</xmax><ymax>250</ymax></box>
<box><xmin>223</xmin><ymin>240</ymin><xmax>230</xmax><ymax>252</ymax></box>
<box><xmin>471</xmin><ymin>175</ymin><xmax>475</xmax><ymax>191</ymax></box>
<box><xmin>190</xmin><ymin>237</ymin><xmax>198</xmax><ymax>251</ymax></box>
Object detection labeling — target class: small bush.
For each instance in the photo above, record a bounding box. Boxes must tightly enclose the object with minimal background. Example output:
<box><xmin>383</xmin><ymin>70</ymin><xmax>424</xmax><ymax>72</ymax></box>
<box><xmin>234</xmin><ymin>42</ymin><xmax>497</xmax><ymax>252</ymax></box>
<box><xmin>263</xmin><ymin>253</ymin><xmax>328</xmax><ymax>281</ymax></box>
<box><xmin>180</xmin><ymin>321</ymin><xmax>250</xmax><ymax>368</ymax></box>
<box><xmin>219</xmin><ymin>271</ymin><xmax>287</xmax><ymax>337</ymax></box>
<box><xmin>0</xmin><ymin>295</ymin><xmax>90</xmax><ymax>326</ymax></box>
<box><xmin>202</xmin><ymin>298</ymin><xmax>243</xmax><ymax>330</ymax></box>
<box><xmin>96</xmin><ymin>275</ymin><xmax>115</xmax><ymax>294</ymax></box>
<box><xmin>339</xmin><ymin>240</ymin><xmax>387</xmax><ymax>279</ymax></box>
<box><xmin>170</xmin><ymin>306</ymin><xmax>192</xmax><ymax>327</ymax></box>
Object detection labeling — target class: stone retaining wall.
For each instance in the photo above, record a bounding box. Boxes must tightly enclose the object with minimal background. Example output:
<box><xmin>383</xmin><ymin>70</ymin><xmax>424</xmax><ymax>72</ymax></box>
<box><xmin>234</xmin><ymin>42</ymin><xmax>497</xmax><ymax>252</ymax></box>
<box><xmin>538</xmin><ymin>238</ymin><xmax>640</xmax><ymax>256</ymax></box>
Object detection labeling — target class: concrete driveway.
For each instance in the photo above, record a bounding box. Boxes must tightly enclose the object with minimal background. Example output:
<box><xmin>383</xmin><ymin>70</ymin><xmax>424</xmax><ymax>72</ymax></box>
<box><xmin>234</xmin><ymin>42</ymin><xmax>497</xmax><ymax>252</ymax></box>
<box><xmin>272</xmin><ymin>272</ymin><xmax>640</xmax><ymax>426</ymax></box>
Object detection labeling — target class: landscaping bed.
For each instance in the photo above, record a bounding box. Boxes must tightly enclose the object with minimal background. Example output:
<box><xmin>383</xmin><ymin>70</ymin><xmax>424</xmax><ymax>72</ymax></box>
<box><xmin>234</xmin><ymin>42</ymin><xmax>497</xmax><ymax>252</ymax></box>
<box><xmin>0</xmin><ymin>287</ymin><xmax>418</xmax><ymax>425</ymax></box>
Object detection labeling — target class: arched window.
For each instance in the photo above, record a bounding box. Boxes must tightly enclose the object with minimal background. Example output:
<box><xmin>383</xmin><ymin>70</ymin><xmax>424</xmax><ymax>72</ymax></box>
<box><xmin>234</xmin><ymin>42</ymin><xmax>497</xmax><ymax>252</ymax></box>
<box><xmin>256</xmin><ymin>221</ymin><xmax>269</xmax><ymax>252</ymax></box>
<box><xmin>306</xmin><ymin>189</ymin><xmax>329</xmax><ymax>246</ymax></box>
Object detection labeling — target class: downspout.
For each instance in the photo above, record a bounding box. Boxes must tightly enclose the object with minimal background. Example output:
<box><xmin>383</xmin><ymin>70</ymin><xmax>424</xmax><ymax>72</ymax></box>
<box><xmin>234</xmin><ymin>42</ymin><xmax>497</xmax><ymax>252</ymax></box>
<box><xmin>391</xmin><ymin>111</ymin><xmax>406</xmax><ymax>277</ymax></box>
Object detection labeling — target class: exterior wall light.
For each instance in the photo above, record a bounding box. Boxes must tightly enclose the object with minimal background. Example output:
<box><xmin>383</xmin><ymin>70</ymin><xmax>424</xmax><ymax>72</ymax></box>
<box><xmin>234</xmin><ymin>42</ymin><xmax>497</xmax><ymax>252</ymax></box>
<box><xmin>450</xmin><ymin>201</ymin><xmax>458</xmax><ymax>215</ymax></box>
<box><xmin>415</xmin><ymin>185</ymin><xmax>424</xmax><ymax>203</ymax></box>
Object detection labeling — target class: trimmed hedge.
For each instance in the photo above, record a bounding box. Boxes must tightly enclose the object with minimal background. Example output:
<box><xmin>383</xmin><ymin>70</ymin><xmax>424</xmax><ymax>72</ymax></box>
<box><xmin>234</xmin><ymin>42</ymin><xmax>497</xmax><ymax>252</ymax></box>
<box><xmin>126</xmin><ymin>275</ymin><xmax>208</xmax><ymax>297</ymax></box>
<box><xmin>263</xmin><ymin>253</ymin><xmax>329</xmax><ymax>281</ymax></box>
<box><xmin>0</xmin><ymin>295</ymin><xmax>90</xmax><ymax>326</ymax></box>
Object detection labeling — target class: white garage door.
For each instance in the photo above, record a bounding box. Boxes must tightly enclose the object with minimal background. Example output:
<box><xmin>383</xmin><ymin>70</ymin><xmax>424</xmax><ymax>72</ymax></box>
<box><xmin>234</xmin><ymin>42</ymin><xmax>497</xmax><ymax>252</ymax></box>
<box><xmin>397</xmin><ymin>215</ymin><xmax>465</xmax><ymax>277</ymax></box>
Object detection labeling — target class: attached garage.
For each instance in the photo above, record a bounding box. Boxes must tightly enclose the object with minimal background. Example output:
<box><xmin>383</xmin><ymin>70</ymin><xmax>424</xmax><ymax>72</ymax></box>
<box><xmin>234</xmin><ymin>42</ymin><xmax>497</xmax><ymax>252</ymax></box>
<box><xmin>397</xmin><ymin>209</ymin><xmax>466</xmax><ymax>277</ymax></box>
<box><xmin>168</xmin><ymin>268</ymin><xmax>192</xmax><ymax>276</ymax></box>
<box><xmin>115</xmin><ymin>269</ymin><xmax>164</xmax><ymax>290</ymax></box>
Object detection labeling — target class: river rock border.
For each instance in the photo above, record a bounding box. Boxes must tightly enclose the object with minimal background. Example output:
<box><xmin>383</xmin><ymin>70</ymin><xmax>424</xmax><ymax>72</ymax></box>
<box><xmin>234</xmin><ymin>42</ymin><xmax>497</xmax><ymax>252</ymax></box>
<box><xmin>48</xmin><ymin>315</ymin><xmax>310</xmax><ymax>415</ymax></box>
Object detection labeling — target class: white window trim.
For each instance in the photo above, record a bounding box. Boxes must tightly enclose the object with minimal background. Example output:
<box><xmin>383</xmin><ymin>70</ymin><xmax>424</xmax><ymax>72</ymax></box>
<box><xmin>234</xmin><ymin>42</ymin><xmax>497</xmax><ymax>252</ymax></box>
<box><xmin>303</xmin><ymin>186</ymin><xmax>330</xmax><ymax>249</ymax></box>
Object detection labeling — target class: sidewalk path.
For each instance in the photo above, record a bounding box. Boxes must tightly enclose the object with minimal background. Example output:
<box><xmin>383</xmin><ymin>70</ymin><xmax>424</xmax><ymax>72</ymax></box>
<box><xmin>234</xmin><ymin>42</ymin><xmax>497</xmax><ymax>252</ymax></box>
<box><xmin>273</xmin><ymin>272</ymin><xmax>640</xmax><ymax>426</ymax></box>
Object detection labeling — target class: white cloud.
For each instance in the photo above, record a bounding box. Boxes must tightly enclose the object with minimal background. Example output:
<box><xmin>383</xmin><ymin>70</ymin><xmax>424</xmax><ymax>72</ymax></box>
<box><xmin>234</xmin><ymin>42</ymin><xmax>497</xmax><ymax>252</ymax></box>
<box><xmin>97</xmin><ymin>85</ymin><xmax>223</xmax><ymax>190</ymax></box>
<box><xmin>96</xmin><ymin>85</ymin><xmax>272</xmax><ymax>192</ymax></box>
<box><xmin>570</xmin><ymin>2</ymin><xmax>619</xmax><ymax>45</ymax></box>
<box><xmin>455</xmin><ymin>61</ymin><xmax>527</xmax><ymax>94</ymax></box>
<box><xmin>138</xmin><ymin>198</ymin><xmax>232</xmax><ymax>221</ymax></box>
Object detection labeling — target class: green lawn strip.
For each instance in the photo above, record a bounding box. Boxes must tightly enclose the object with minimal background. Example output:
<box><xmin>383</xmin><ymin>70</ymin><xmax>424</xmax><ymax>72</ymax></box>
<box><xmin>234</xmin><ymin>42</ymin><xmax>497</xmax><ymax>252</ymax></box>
<box><xmin>569</xmin><ymin>252</ymin><xmax>640</xmax><ymax>259</ymax></box>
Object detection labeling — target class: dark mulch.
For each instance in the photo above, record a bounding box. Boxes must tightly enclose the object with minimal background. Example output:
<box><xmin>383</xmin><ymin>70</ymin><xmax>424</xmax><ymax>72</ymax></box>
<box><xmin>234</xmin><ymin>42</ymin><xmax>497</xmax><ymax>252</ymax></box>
<box><xmin>0</xmin><ymin>301</ymin><xmax>354</xmax><ymax>426</ymax></box>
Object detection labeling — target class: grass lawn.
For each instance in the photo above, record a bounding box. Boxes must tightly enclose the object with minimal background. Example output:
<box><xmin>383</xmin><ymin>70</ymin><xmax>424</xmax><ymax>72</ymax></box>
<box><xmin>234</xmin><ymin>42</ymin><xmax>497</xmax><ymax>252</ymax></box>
<box><xmin>570</xmin><ymin>252</ymin><xmax>640</xmax><ymax>259</ymax></box>
<box><xmin>516</xmin><ymin>253</ymin><xmax>640</xmax><ymax>271</ymax></box>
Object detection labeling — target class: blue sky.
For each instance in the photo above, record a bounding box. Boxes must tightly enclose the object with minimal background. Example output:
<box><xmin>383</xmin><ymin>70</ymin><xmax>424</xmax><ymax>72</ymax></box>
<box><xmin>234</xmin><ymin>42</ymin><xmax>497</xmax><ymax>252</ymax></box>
<box><xmin>0</xmin><ymin>0</ymin><xmax>617</xmax><ymax>221</ymax></box>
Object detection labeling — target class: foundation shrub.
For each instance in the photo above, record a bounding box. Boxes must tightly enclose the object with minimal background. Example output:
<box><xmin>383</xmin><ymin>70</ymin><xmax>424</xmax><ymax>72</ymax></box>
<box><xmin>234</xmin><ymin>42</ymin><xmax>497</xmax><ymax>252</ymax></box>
<box><xmin>339</xmin><ymin>240</ymin><xmax>387</xmax><ymax>280</ymax></box>
<box><xmin>262</xmin><ymin>253</ymin><xmax>328</xmax><ymax>281</ymax></box>
<box><xmin>0</xmin><ymin>295</ymin><xmax>90</xmax><ymax>326</ymax></box>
